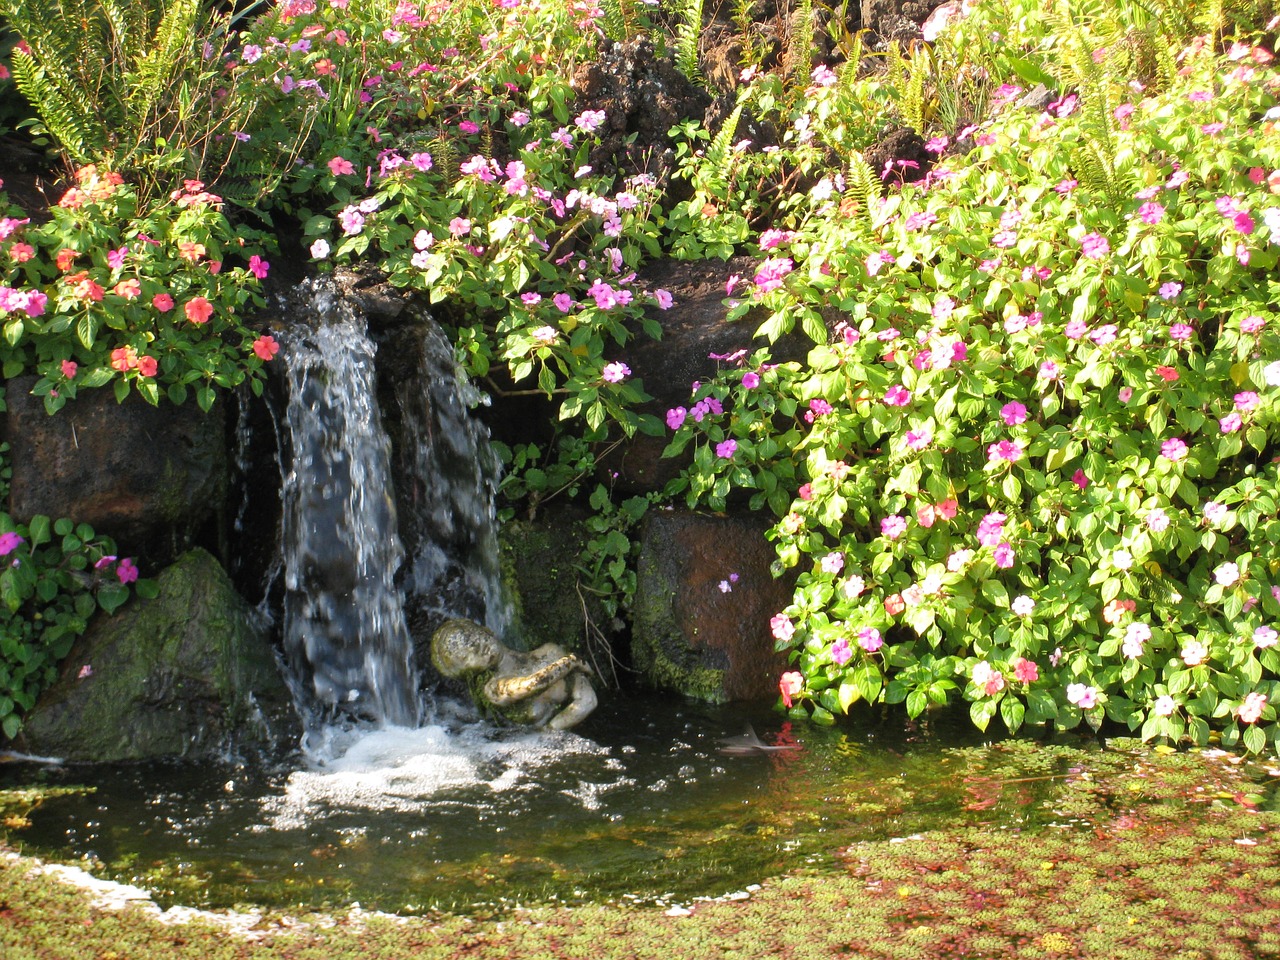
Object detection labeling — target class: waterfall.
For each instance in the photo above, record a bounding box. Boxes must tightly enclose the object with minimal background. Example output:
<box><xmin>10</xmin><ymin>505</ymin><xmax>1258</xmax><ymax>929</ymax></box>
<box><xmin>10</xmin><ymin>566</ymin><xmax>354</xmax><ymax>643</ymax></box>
<box><xmin>271</xmin><ymin>278</ymin><xmax>512</xmax><ymax>747</ymax></box>
<box><xmin>278</xmin><ymin>282</ymin><xmax>418</xmax><ymax>731</ymax></box>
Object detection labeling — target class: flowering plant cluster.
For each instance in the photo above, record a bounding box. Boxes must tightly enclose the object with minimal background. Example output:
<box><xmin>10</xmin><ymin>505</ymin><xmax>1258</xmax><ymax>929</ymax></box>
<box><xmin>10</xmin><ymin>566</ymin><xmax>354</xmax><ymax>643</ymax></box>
<box><xmin>0</xmin><ymin>167</ymin><xmax>277</xmax><ymax>413</ymax></box>
<box><xmin>667</xmin><ymin>10</ymin><xmax>1280</xmax><ymax>752</ymax></box>
<box><xmin>0</xmin><ymin>421</ymin><xmax>154</xmax><ymax>738</ymax></box>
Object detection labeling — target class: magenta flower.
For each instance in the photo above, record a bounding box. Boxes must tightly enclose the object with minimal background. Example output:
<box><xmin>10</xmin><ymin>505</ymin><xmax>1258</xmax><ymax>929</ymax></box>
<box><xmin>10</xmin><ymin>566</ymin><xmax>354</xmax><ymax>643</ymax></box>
<box><xmin>116</xmin><ymin>558</ymin><xmax>139</xmax><ymax>584</ymax></box>
<box><xmin>987</xmin><ymin>439</ymin><xmax>1023</xmax><ymax>463</ymax></box>
<box><xmin>1080</xmin><ymin>232</ymin><xmax>1110</xmax><ymax>258</ymax></box>
<box><xmin>993</xmin><ymin>542</ymin><xmax>1015</xmax><ymax>568</ymax></box>
<box><xmin>881</xmin><ymin>514</ymin><xmax>907</xmax><ymax>539</ymax></box>
<box><xmin>248</xmin><ymin>255</ymin><xmax>270</xmax><ymax>280</ymax></box>
<box><xmin>858</xmin><ymin>627</ymin><xmax>883</xmax><ymax>653</ymax></box>
<box><xmin>601</xmin><ymin>361</ymin><xmax>630</xmax><ymax>383</ymax></box>
<box><xmin>1159</xmin><ymin>281</ymin><xmax>1182</xmax><ymax>300</ymax></box>
<box><xmin>830</xmin><ymin>637</ymin><xmax>854</xmax><ymax>666</ymax></box>
<box><xmin>715</xmin><ymin>438</ymin><xmax>737</xmax><ymax>459</ymax></box>
<box><xmin>1241</xmin><ymin>315</ymin><xmax>1266</xmax><ymax>333</ymax></box>
<box><xmin>1137</xmin><ymin>202</ymin><xmax>1165</xmax><ymax>225</ymax></box>
<box><xmin>1000</xmin><ymin>401</ymin><xmax>1028</xmax><ymax>425</ymax></box>
<box><xmin>1220</xmin><ymin>412</ymin><xmax>1243</xmax><ymax>433</ymax></box>
<box><xmin>1072</xmin><ymin>469</ymin><xmax>1088</xmax><ymax>490</ymax></box>
<box><xmin>1235</xmin><ymin>391</ymin><xmax>1261</xmax><ymax>411</ymax></box>
<box><xmin>753</xmin><ymin>257</ymin><xmax>794</xmax><ymax>293</ymax></box>
<box><xmin>742</xmin><ymin>371</ymin><xmax>761</xmax><ymax>389</ymax></box>
<box><xmin>884</xmin><ymin>385</ymin><xmax>910</xmax><ymax>406</ymax></box>
<box><xmin>1233</xmin><ymin>211</ymin><xmax>1255</xmax><ymax>234</ymax></box>
<box><xmin>575</xmin><ymin>109</ymin><xmax>607</xmax><ymax>133</ymax></box>
<box><xmin>905</xmin><ymin>429</ymin><xmax>931</xmax><ymax>450</ymax></box>
<box><xmin>0</xmin><ymin>531</ymin><xmax>24</xmax><ymax>556</ymax></box>
<box><xmin>1161</xmin><ymin>438</ymin><xmax>1188</xmax><ymax>460</ymax></box>
<box><xmin>1168</xmin><ymin>323</ymin><xmax>1194</xmax><ymax>341</ymax></box>
<box><xmin>976</xmin><ymin>512</ymin><xmax>1006</xmax><ymax>547</ymax></box>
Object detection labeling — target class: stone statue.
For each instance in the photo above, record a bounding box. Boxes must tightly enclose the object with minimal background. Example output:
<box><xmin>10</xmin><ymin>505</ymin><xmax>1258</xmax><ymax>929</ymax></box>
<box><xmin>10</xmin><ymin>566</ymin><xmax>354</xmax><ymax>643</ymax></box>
<box><xmin>430</xmin><ymin>619</ymin><xmax>597</xmax><ymax>730</ymax></box>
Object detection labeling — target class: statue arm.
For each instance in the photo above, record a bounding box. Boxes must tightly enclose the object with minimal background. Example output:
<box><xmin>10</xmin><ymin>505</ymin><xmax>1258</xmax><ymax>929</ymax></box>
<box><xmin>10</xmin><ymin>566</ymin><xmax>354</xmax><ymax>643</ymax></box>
<box><xmin>547</xmin><ymin>672</ymin><xmax>597</xmax><ymax>731</ymax></box>
<box><xmin>484</xmin><ymin>655</ymin><xmax>587</xmax><ymax>706</ymax></box>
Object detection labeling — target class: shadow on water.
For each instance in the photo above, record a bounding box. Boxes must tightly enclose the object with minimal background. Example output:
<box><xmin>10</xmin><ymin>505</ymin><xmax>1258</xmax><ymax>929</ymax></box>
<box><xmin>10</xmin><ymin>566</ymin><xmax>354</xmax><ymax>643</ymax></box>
<box><xmin>0</xmin><ymin>694</ymin><xmax>1160</xmax><ymax>915</ymax></box>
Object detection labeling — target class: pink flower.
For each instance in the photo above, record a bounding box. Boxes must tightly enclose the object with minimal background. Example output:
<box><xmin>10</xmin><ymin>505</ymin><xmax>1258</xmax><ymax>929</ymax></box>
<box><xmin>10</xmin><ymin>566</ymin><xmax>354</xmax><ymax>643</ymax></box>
<box><xmin>665</xmin><ymin>406</ymin><xmax>688</xmax><ymax>430</ymax></box>
<box><xmin>858</xmin><ymin>627</ymin><xmax>883</xmax><ymax>653</ymax></box>
<box><xmin>136</xmin><ymin>355</ymin><xmax>157</xmax><ymax>378</ymax></box>
<box><xmin>987</xmin><ymin>439</ymin><xmax>1023</xmax><ymax>463</ymax></box>
<box><xmin>1238</xmin><ymin>691</ymin><xmax>1268</xmax><ymax>724</ymax></box>
<box><xmin>61</xmin><ymin>359</ymin><xmax>78</xmax><ymax>379</ymax></box>
<box><xmin>116</xmin><ymin>558</ymin><xmax>139</xmax><ymax>584</ymax></box>
<box><xmin>1234</xmin><ymin>391</ymin><xmax>1260</xmax><ymax>411</ymax></box>
<box><xmin>1066</xmin><ymin>683</ymin><xmax>1098</xmax><ymax>708</ymax></box>
<box><xmin>1252</xmin><ymin>625</ymin><xmax>1278</xmax><ymax>649</ymax></box>
<box><xmin>1168</xmin><ymin>323</ymin><xmax>1194</xmax><ymax>341</ymax></box>
<box><xmin>1159</xmin><ymin>281</ymin><xmax>1182</xmax><ymax>300</ymax></box>
<box><xmin>1138</xmin><ymin>201</ymin><xmax>1165</xmax><ymax>225</ymax></box>
<box><xmin>1220</xmin><ymin>412</ymin><xmax>1243</xmax><ymax>433</ymax></box>
<box><xmin>0</xmin><ymin>532</ymin><xmax>25</xmax><ymax>556</ymax></box>
<box><xmin>884</xmin><ymin>385</ymin><xmax>910</xmax><ymax>406</ymax></box>
<box><xmin>1241</xmin><ymin>315</ymin><xmax>1266</xmax><ymax>334</ymax></box>
<box><xmin>1080</xmin><ymin>232</ymin><xmax>1110</xmax><ymax>258</ymax></box>
<box><xmin>327</xmin><ymin>156</ymin><xmax>355</xmax><ymax>176</ymax></box>
<box><xmin>1000</xmin><ymin>401</ymin><xmax>1027</xmax><ymax>425</ymax></box>
<box><xmin>252</xmin><ymin>335</ymin><xmax>280</xmax><ymax>361</ymax></box>
<box><xmin>820</xmin><ymin>552</ymin><xmax>844</xmax><ymax>574</ymax></box>
<box><xmin>830</xmin><ymin>637</ymin><xmax>853</xmax><ymax>666</ymax></box>
<box><xmin>1039</xmin><ymin>361</ymin><xmax>1061</xmax><ymax>380</ymax></box>
<box><xmin>993</xmin><ymin>542</ymin><xmax>1015</xmax><ymax>568</ymax></box>
<box><xmin>905</xmin><ymin>429</ymin><xmax>931</xmax><ymax>451</ymax></box>
<box><xmin>972</xmin><ymin>661</ymin><xmax>1006</xmax><ymax>696</ymax></box>
<box><xmin>716</xmin><ymin>438</ymin><xmax>737</xmax><ymax>458</ymax></box>
<box><xmin>884</xmin><ymin>593</ymin><xmax>906</xmax><ymax>616</ymax></box>
<box><xmin>754</xmin><ymin>257</ymin><xmax>794</xmax><ymax>293</ymax></box>
<box><xmin>458</xmin><ymin>119</ymin><xmax>480</xmax><ymax>134</ymax></box>
<box><xmin>1012</xmin><ymin>657</ymin><xmax>1039</xmax><ymax>683</ymax></box>
<box><xmin>1071</xmin><ymin>469</ymin><xmax>1088</xmax><ymax>490</ymax></box>
<box><xmin>1160</xmin><ymin>438</ymin><xmax>1188</xmax><ymax>460</ymax></box>
<box><xmin>779</xmin><ymin>671</ymin><xmax>803</xmax><ymax>707</ymax></box>
<box><xmin>1155</xmin><ymin>366</ymin><xmax>1179</xmax><ymax>381</ymax></box>
<box><xmin>601</xmin><ymin>361</ymin><xmax>630</xmax><ymax>383</ymax></box>
<box><xmin>742</xmin><ymin>371</ymin><xmax>761</xmax><ymax>390</ymax></box>
<box><xmin>248</xmin><ymin>255</ymin><xmax>270</xmax><ymax>280</ymax></box>
<box><xmin>771</xmin><ymin>614</ymin><xmax>796</xmax><ymax>642</ymax></box>
<box><xmin>881</xmin><ymin>514</ymin><xmax>907</xmax><ymax>539</ymax></box>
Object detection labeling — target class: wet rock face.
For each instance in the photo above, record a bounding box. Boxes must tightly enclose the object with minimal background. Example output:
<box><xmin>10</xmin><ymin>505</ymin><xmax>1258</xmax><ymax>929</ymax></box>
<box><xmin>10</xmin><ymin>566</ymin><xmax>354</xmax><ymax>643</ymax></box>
<box><xmin>18</xmin><ymin>548</ymin><xmax>290</xmax><ymax>763</ymax></box>
<box><xmin>632</xmin><ymin>511</ymin><xmax>794</xmax><ymax>702</ymax></box>
<box><xmin>570</xmin><ymin>37</ymin><xmax>712</xmax><ymax>179</ymax></box>
<box><xmin>4</xmin><ymin>376</ymin><xmax>226</xmax><ymax>558</ymax></box>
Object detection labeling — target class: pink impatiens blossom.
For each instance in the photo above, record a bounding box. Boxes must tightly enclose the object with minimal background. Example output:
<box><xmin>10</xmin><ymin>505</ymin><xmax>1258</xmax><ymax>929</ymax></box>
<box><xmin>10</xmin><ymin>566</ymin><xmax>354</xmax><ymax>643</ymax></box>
<box><xmin>881</xmin><ymin>515</ymin><xmax>907</xmax><ymax>539</ymax></box>
<box><xmin>601</xmin><ymin>361</ymin><xmax>630</xmax><ymax>383</ymax></box>
<box><xmin>883</xmin><ymin>385</ymin><xmax>910</xmax><ymax>406</ymax></box>
<box><xmin>830</xmin><ymin>637</ymin><xmax>853</xmax><ymax>666</ymax></box>
<box><xmin>1181</xmin><ymin>639</ymin><xmax>1208</xmax><ymax>666</ymax></box>
<box><xmin>1012</xmin><ymin>657</ymin><xmax>1039</xmax><ymax>683</ymax></box>
<box><xmin>1160</xmin><ymin>438</ymin><xmax>1188</xmax><ymax>460</ymax></box>
<box><xmin>771</xmin><ymin>614</ymin><xmax>796</xmax><ymax>642</ymax></box>
<box><xmin>1237</xmin><ymin>691</ymin><xmax>1268</xmax><ymax>723</ymax></box>
<box><xmin>715</xmin><ymin>439</ymin><xmax>737</xmax><ymax>458</ymax></box>
<box><xmin>993</xmin><ymin>542</ymin><xmax>1015</xmax><ymax>568</ymax></box>
<box><xmin>987</xmin><ymin>439</ymin><xmax>1023</xmax><ymax>463</ymax></box>
<box><xmin>972</xmin><ymin>661</ymin><xmax>1006</xmax><ymax>696</ymax></box>
<box><xmin>666</xmin><ymin>407</ymin><xmax>687</xmax><ymax>430</ymax></box>
<box><xmin>1080</xmin><ymin>232</ymin><xmax>1110</xmax><ymax>258</ymax></box>
<box><xmin>1252</xmin><ymin>625</ymin><xmax>1278</xmax><ymax>649</ymax></box>
<box><xmin>1066</xmin><ymin>683</ymin><xmax>1098</xmax><ymax>708</ymax></box>
<box><xmin>779</xmin><ymin>671</ymin><xmax>803</xmax><ymax>707</ymax></box>
<box><xmin>1000</xmin><ymin>401</ymin><xmax>1028</xmax><ymax>425</ymax></box>
<box><xmin>858</xmin><ymin>627</ymin><xmax>883</xmax><ymax>652</ymax></box>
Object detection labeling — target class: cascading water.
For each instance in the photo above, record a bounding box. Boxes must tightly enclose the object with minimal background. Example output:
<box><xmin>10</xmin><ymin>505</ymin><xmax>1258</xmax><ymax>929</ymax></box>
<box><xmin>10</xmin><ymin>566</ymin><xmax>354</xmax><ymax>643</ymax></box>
<box><xmin>272</xmin><ymin>278</ymin><xmax>512</xmax><ymax>749</ymax></box>
<box><xmin>277</xmin><ymin>282</ymin><xmax>419</xmax><ymax>734</ymax></box>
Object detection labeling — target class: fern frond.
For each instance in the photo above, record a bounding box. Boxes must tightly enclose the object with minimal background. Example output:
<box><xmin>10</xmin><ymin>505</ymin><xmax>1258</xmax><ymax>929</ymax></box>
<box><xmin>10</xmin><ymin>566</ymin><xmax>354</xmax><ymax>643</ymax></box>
<box><xmin>708</xmin><ymin>103</ymin><xmax>744</xmax><ymax>167</ymax></box>
<box><xmin>785</xmin><ymin>0</ymin><xmax>814</xmax><ymax>88</ymax></box>
<box><xmin>9</xmin><ymin>49</ymin><xmax>101</xmax><ymax>160</ymax></box>
<box><xmin>674</xmin><ymin>0</ymin><xmax>705</xmax><ymax>86</ymax></box>
<box><xmin>846</xmin><ymin>151</ymin><xmax>881</xmax><ymax>227</ymax></box>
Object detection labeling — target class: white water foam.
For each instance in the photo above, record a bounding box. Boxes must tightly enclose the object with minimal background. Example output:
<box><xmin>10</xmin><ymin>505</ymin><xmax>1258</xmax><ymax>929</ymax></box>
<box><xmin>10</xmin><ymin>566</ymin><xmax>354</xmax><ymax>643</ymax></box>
<box><xmin>262</xmin><ymin>723</ymin><xmax>609</xmax><ymax>828</ymax></box>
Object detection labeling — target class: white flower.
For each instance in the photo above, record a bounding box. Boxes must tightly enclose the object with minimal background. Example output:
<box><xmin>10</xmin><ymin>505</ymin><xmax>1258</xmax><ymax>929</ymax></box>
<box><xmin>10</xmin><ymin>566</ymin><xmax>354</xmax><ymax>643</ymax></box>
<box><xmin>1213</xmin><ymin>561</ymin><xmax>1240</xmax><ymax>587</ymax></box>
<box><xmin>1112</xmin><ymin>549</ymin><xmax>1134</xmax><ymax>570</ymax></box>
<box><xmin>1265</xmin><ymin>360</ymin><xmax>1280</xmax><ymax>387</ymax></box>
<box><xmin>309</xmin><ymin>238</ymin><xmax>330</xmax><ymax>259</ymax></box>
<box><xmin>1011</xmin><ymin>595</ymin><xmax>1035</xmax><ymax>616</ymax></box>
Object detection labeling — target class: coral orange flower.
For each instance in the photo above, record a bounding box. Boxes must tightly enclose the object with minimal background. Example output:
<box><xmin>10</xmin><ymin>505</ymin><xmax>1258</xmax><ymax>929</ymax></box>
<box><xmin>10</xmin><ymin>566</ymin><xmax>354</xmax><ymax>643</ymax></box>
<box><xmin>110</xmin><ymin>346</ymin><xmax>138</xmax><ymax>371</ymax></box>
<box><xmin>185</xmin><ymin>297</ymin><xmax>214</xmax><ymax>324</ymax></box>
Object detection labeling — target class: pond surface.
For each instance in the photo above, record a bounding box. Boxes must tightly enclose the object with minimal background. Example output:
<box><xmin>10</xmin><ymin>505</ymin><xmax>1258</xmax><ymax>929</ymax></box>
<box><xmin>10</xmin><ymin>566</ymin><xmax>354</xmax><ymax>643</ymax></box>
<box><xmin>2</xmin><ymin>695</ymin><xmax>1256</xmax><ymax>916</ymax></box>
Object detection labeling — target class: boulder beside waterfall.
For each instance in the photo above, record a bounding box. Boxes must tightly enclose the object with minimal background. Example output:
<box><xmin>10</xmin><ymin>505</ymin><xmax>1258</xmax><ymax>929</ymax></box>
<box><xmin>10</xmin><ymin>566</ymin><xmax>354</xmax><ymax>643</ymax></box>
<box><xmin>18</xmin><ymin>549</ymin><xmax>291</xmax><ymax>762</ymax></box>
<box><xmin>631</xmin><ymin>511</ymin><xmax>794</xmax><ymax>702</ymax></box>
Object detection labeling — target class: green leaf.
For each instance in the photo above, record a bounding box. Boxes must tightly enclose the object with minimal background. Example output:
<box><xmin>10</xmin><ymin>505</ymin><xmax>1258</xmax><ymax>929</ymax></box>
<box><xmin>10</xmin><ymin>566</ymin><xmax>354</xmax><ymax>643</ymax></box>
<box><xmin>2</xmin><ymin>714</ymin><xmax>19</xmax><ymax>740</ymax></box>
<box><xmin>28</xmin><ymin>515</ymin><xmax>51</xmax><ymax>547</ymax></box>
<box><xmin>1000</xmin><ymin>695</ymin><xmax>1025</xmax><ymax>733</ymax></box>
<box><xmin>1243</xmin><ymin>724</ymin><xmax>1266</xmax><ymax>754</ymax></box>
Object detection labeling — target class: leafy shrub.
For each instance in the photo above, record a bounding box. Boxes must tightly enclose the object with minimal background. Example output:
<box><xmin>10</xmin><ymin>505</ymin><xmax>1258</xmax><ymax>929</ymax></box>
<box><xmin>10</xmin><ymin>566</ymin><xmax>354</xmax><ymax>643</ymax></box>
<box><xmin>666</xmin><ymin>10</ymin><xmax>1280</xmax><ymax>752</ymax></box>
<box><xmin>0</xmin><ymin>169</ymin><xmax>276</xmax><ymax>412</ymax></box>
<box><xmin>0</xmin><ymin>402</ymin><xmax>154</xmax><ymax>738</ymax></box>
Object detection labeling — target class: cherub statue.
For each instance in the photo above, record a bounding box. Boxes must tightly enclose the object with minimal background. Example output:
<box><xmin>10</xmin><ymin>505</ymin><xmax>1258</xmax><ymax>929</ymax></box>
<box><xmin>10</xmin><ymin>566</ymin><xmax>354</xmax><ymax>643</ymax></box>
<box><xmin>430</xmin><ymin>619</ymin><xmax>597</xmax><ymax>730</ymax></box>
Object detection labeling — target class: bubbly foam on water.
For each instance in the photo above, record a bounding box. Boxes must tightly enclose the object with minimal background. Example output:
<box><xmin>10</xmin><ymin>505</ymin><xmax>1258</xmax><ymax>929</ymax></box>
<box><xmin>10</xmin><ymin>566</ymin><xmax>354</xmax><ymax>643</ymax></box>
<box><xmin>264</xmin><ymin>724</ymin><xmax>609</xmax><ymax>828</ymax></box>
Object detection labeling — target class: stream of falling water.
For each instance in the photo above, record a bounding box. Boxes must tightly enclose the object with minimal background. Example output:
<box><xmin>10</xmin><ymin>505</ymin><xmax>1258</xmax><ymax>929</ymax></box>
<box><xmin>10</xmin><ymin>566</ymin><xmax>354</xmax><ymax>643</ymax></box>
<box><xmin>278</xmin><ymin>285</ymin><xmax>419</xmax><ymax>737</ymax></box>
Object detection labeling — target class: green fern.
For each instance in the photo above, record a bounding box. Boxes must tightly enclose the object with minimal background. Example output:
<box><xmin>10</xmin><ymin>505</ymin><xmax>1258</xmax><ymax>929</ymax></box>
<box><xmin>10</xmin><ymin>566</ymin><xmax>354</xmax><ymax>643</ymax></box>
<box><xmin>707</xmin><ymin>103</ymin><xmax>744</xmax><ymax>169</ymax></box>
<box><xmin>786</xmin><ymin>0</ymin><xmax>814</xmax><ymax>89</ymax></box>
<box><xmin>674</xmin><ymin>0</ymin><xmax>705</xmax><ymax>86</ymax></box>
<box><xmin>845</xmin><ymin>151</ymin><xmax>881</xmax><ymax>227</ymax></box>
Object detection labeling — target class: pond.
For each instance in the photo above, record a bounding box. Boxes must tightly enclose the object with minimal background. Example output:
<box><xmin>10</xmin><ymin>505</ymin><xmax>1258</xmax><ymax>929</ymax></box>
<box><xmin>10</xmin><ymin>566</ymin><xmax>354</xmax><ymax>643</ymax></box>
<box><xmin>9</xmin><ymin>694</ymin><xmax>1265</xmax><ymax>918</ymax></box>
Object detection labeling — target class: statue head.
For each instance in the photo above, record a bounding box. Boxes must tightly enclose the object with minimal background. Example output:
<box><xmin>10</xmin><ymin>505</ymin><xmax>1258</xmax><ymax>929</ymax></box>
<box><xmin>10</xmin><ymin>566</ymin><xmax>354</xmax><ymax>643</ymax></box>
<box><xmin>431</xmin><ymin>618</ymin><xmax>503</xmax><ymax>678</ymax></box>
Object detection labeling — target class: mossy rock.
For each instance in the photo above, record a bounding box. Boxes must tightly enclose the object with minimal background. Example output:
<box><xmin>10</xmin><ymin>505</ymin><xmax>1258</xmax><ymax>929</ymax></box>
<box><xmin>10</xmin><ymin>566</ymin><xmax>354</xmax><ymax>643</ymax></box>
<box><xmin>498</xmin><ymin>507</ymin><xmax>612</xmax><ymax>655</ymax></box>
<box><xmin>18</xmin><ymin>549</ymin><xmax>291</xmax><ymax>762</ymax></box>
